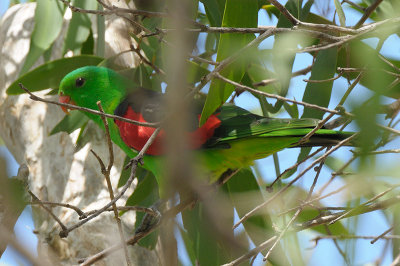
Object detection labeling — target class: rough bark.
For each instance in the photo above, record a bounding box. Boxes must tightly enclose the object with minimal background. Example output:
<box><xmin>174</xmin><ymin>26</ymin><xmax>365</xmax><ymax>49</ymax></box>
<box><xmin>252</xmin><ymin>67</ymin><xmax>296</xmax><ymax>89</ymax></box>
<box><xmin>0</xmin><ymin>3</ymin><xmax>158</xmax><ymax>265</ymax></box>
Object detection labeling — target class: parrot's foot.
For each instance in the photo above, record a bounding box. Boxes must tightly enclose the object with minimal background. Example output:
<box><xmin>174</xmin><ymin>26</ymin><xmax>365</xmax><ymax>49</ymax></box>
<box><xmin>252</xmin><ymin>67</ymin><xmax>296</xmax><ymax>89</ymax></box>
<box><xmin>135</xmin><ymin>200</ymin><xmax>164</xmax><ymax>234</ymax></box>
<box><xmin>124</xmin><ymin>156</ymin><xmax>144</xmax><ymax>170</ymax></box>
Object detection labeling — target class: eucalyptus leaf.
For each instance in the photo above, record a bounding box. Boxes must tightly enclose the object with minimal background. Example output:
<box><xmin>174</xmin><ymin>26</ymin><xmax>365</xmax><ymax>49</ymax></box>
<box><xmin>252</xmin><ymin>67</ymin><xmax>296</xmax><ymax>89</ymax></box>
<box><xmin>7</xmin><ymin>55</ymin><xmax>104</xmax><ymax>95</ymax></box>
<box><xmin>20</xmin><ymin>0</ymin><xmax>65</xmax><ymax>74</ymax></box>
<box><xmin>63</xmin><ymin>0</ymin><xmax>97</xmax><ymax>55</ymax></box>
<box><xmin>50</xmin><ymin>111</ymin><xmax>89</xmax><ymax>136</ymax></box>
<box><xmin>200</xmin><ymin>0</ymin><xmax>258</xmax><ymax>125</ymax></box>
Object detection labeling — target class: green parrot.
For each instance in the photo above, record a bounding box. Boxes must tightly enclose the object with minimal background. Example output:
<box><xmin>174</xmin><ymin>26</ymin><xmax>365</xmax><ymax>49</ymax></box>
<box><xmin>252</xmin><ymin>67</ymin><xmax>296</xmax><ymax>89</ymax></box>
<box><xmin>58</xmin><ymin>66</ymin><xmax>352</xmax><ymax>188</ymax></box>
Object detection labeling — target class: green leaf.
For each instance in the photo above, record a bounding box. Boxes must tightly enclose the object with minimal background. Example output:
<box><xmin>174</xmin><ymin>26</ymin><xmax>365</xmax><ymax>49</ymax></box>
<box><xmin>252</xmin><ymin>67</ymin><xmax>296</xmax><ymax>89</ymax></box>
<box><xmin>200</xmin><ymin>0</ymin><xmax>225</xmax><ymax>26</ymax></box>
<box><xmin>74</xmin><ymin>122</ymin><xmax>91</xmax><ymax>151</ymax></box>
<box><xmin>353</xmin><ymin>96</ymin><xmax>380</xmax><ymax>158</ymax></box>
<box><xmin>334</xmin><ymin>0</ymin><xmax>346</xmax><ymax>26</ymax></box>
<box><xmin>63</xmin><ymin>0</ymin><xmax>97</xmax><ymax>55</ymax></box>
<box><xmin>80</xmin><ymin>29</ymin><xmax>95</xmax><ymax>55</ymax></box>
<box><xmin>227</xmin><ymin>168</ymin><xmax>269</xmax><ymax>243</ymax></box>
<box><xmin>178</xmin><ymin>227</ymin><xmax>197</xmax><ymax>265</ymax></box>
<box><xmin>181</xmin><ymin>204</ymin><xmax>223</xmax><ymax>265</ymax></box>
<box><xmin>126</xmin><ymin>169</ymin><xmax>158</xmax><ymax>207</ymax></box>
<box><xmin>20</xmin><ymin>0</ymin><xmax>65</xmax><ymax>74</ymax></box>
<box><xmin>200</xmin><ymin>0</ymin><xmax>258</xmax><ymax>125</ymax></box>
<box><xmin>187</xmin><ymin>61</ymin><xmax>210</xmax><ymax>84</ymax></box>
<box><xmin>261</xmin><ymin>4</ymin><xmax>280</xmax><ymax>18</ymax></box>
<box><xmin>324</xmin><ymin>156</ymin><xmax>355</xmax><ymax>173</ymax></box>
<box><xmin>305</xmin><ymin>12</ymin><xmax>335</xmax><ymax>25</ymax></box>
<box><xmin>133</xmin><ymin>64</ymin><xmax>152</xmax><ymax>88</ymax></box>
<box><xmin>7</xmin><ymin>55</ymin><xmax>104</xmax><ymax>95</ymax></box>
<box><xmin>392</xmin><ymin>204</ymin><xmax>400</xmax><ymax>258</ymax></box>
<box><xmin>283</xmin><ymin>101</ymin><xmax>299</xmax><ymax>118</ymax></box>
<box><xmin>118</xmin><ymin>156</ymin><xmax>132</xmax><ymax>188</ymax></box>
<box><xmin>50</xmin><ymin>111</ymin><xmax>89</xmax><ymax>136</ymax></box>
<box><xmin>271</xmin><ymin>0</ymin><xmax>313</xmax><ymax>113</ymax></box>
<box><xmin>126</xmin><ymin>169</ymin><xmax>159</xmax><ymax>249</ymax></box>
<box><xmin>302</xmin><ymin>47</ymin><xmax>337</xmax><ymax>119</ymax></box>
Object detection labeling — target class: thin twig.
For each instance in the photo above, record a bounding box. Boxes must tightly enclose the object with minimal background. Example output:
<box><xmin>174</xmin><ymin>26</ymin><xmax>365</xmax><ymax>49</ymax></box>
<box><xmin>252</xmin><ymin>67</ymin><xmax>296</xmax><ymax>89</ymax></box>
<box><xmin>28</xmin><ymin>190</ymin><xmax>67</xmax><ymax>231</ymax></box>
<box><xmin>328</xmin><ymin>185</ymin><xmax>399</xmax><ymax>225</ymax></box>
<box><xmin>84</xmin><ymin>206</ymin><xmax>158</xmax><ymax>216</ymax></box>
<box><xmin>312</xmin><ymin>234</ymin><xmax>400</xmax><ymax>242</ymax></box>
<box><xmin>267</xmin><ymin>146</ymin><xmax>326</xmax><ymax>189</ymax></box>
<box><xmin>303</xmin><ymin>73</ymin><xmax>343</xmax><ymax>83</ymax></box>
<box><xmin>222</xmin><ymin>237</ymin><xmax>277</xmax><ymax>266</ymax></box>
<box><xmin>295</xmin><ymin>196</ymin><xmax>400</xmax><ymax>231</ymax></box>
<box><xmin>214</xmin><ymin>72</ymin><xmax>343</xmax><ymax>116</ymax></box>
<box><xmin>264</xmin><ymin>158</ymin><xmax>326</xmax><ymax>261</ymax></box>
<box><xmin>278</xmin><ymin>185</ymin><xmax>347</xmax><ymax>217</ymax></box>
<box><xmin>371</xmin><ymin>226</ymin><xmax>394</xmax><ymax>244</ymax></box>
<box><xmin>268</xmin><ymin>0</ymin><xmax>299</xmax><ymax>25</ymax></box>
<box><xmin>28</xmin><ymin>201</ymin><xmax>86</xmax><ymax>219</ymax></box>
<box><xmin>95</xmin><ymin>101</ymin><xmax>131</xmax><ymax>266</ymax></box>
<box><xmin>253</xmin><ymin>65</ymin><xmax>313</xmax><ymax>87</ymax></box>
<box><xmin>130</xmin><ymin>43</ymin><xmax>166</xmax><ymax>76</ymax></box>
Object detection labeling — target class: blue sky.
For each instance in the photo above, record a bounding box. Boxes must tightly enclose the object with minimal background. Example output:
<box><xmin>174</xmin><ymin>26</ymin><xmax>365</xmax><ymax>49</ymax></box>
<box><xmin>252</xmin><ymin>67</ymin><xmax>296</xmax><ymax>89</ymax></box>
<box><xmin>1</xmin><ymin>0</ymin><xmax>400</xmax><ymax>265</ymax></box>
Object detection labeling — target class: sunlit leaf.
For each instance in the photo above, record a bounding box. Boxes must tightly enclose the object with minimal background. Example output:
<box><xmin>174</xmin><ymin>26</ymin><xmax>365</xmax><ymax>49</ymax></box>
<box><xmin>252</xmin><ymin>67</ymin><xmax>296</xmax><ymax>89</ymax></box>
<box><xmin>63</xmin><ymin>0</ymin><xmax>97</xmax><ymax>55</ymax></box>
<box><xmin>334</xmin><ymin>0</ymin><xmax>346</xmax><ymax>26</ymax></box>
<box><xmin>200</xmin><ymin>0</ymin><xmax>258</xmax><ymax>125</ymax></box>
<box><xmin>7</xmin><ymin>55</ymin><xmax>104</xmax><ymax>95</ymax></box>
<box><xmin>50</xmin><ymin>110</ymin><xmax>89</xmax><ymax>136</ymax></box>
<box><xmin>20</xmin><ymin>0</ymin><xmax>65</xmax><ymax>74</ymax></box>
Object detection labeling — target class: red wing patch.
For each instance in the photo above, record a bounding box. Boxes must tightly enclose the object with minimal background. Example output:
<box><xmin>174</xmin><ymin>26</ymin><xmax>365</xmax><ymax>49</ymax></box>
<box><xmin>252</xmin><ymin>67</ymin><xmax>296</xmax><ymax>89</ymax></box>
<box><xmin>115</xmin><ymin>106</ymin><xmax>221</xmax><ymax>155</ymax></box>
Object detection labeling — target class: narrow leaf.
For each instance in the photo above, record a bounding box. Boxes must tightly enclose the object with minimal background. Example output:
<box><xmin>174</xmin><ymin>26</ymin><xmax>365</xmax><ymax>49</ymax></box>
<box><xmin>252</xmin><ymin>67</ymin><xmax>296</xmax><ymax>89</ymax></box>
<box><xmin>302</xmin><ymin>47</ymin><xmax>337</xmax><ymax>119</ymax></box>
<box><xmin>200</xmin><ymin>0</ymin><xmax>258</xmax><ymax>125</ymax></box>
<box><xmin>334</xmin><ymin>0</ymin><xmax>346</xmax><ymax>26</ymax></box>
<box><xmin>20</xmin><ymin>0</ymin><xmax>65</xmax><ymax>74</ymax></box>
<box><xmin>50</xmin><ymin>111</ymin><xmax>89</xmax><ymax>136</ymax></box>
<box><xmin>63</xmin><ymin>0</ymin><xmax>97</xmax><ymax>55</ymax></box>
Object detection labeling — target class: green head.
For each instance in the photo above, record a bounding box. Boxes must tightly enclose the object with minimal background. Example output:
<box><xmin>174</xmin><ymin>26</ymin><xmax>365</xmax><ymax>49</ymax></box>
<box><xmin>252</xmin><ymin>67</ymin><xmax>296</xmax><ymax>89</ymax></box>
<box><xmin>59</xmin><ymin>66</ymin><xmax>130</xmax><ymax>115</ymax></box>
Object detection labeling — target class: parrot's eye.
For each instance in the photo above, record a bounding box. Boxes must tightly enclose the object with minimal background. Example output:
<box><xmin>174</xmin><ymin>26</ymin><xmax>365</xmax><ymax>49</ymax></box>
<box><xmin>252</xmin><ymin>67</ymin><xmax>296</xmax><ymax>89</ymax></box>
<box><xmin>75</xmin><ymin>77</ymin><xmax>85</xmax><ymax>88</ymax></box>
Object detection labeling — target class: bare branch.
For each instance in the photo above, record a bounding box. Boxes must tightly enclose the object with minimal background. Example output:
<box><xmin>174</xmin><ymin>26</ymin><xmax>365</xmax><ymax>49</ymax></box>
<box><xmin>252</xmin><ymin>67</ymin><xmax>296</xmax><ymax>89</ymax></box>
<box><xmin>355</xmin><ymin>0</ymin><xmax>384</xmax><ymax>28</ymax></box>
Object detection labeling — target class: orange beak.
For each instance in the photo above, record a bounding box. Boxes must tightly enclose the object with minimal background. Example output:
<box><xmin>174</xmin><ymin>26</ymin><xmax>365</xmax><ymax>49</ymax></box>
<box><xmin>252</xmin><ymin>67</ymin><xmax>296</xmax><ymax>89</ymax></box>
<box><xmin>59</xmin><ymin>93</ymin><xmax>76</xmax><ymax>114</ymax></box>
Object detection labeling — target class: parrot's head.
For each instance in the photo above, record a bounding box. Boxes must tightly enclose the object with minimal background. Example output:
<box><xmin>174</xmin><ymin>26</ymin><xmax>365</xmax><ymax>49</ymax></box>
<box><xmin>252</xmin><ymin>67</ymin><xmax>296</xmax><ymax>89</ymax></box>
<box><xmin>59</xmin><ymin>66</ymin><xmax>129</xmax><ymax>114</ymax></box>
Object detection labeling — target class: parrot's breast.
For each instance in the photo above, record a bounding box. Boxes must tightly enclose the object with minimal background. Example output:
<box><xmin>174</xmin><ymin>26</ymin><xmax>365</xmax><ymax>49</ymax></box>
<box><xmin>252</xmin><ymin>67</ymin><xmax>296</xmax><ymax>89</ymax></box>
<box><xmin>115</xmin><ymin>106</ymin><xmax>221</xmax><ymax>155</ymax></box>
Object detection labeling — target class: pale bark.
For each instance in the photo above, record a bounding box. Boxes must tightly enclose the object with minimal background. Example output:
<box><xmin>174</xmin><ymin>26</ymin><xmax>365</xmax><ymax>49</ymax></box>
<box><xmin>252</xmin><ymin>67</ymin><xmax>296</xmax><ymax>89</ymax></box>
<box><xmin>0</xmin><ymin>3</ymin><xmax>157</xmax><ymax>265</ymax></box>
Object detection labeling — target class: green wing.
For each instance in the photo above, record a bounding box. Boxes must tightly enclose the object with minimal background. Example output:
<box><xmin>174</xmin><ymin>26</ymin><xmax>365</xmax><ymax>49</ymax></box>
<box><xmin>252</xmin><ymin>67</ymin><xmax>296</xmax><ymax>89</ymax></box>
<box><xmin>197</xmin><ymin>104</ymin><xmax>352</xmax><ymax>181</ymax></box>
<box><xmin>210</xmin><ymin>104</ymin><xmax>351</xmax><ymax>145</ymax></box>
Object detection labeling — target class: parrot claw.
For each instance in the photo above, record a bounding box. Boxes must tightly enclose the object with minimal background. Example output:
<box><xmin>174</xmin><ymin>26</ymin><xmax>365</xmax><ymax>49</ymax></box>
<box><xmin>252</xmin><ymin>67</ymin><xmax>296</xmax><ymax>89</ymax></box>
<box><xmin>135</xmin><ymin>200</ymin><xmax>164</xmax><ymax>234</ymax></box>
